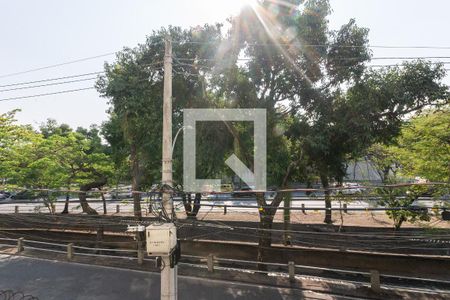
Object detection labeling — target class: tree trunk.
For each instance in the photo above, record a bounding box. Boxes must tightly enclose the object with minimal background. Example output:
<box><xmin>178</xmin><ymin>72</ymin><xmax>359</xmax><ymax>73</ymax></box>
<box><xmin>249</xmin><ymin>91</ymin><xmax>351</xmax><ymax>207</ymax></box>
<box><xmin>182</xmin><ymin>193</ymin><xmax>192</xmax><ymax>215</ymax></box>
<box><xmin>182</xmin><ymin>193</ymin><xmax>201</xmax><ymax>219</ymax></box>
<box><xmin>101</xmin><ymin>188</ymin><xmax>107</xmax><ymax>215</ymax></box>
<box><xmin>394</xmin><ymin>215</ymin><xmax>405</xmax><ymax>231</ymax></box>
<box><xmin>256</xmin><ymin>192</ymin><xmax>279</xmax><ymax>270</ymax></box>
<box><xmin>131</xmin><ymin>142</ymin><xmax>142</xmax><ymax>219</ymax></box>
<box><xmin>61</xmin><ymin>192</ymin><xmax>70</xmax><ymax>214</ymax></box>
<box><xmin>283</xmin><ymin>193</ymin><xmax>291</xmax><ymax>246</ymax></box>
<box><xmin>42</xmin><ymin>192</ymin><xmax>55</xmax><ymax>214</ymax></box>
<box><xmin>257</xmin><ymin>212</ymin><xmax>275</xmax><ymax>270</ymax></box>
<box><xmin>79</xmin><ymin>191</ymin><xmax>98</xmax><ymax>215</ymax></box>
<box><xmin>321</xmin><ymin>174</ymin><xmax>332</xmax><ymax>224</ymax></box>
<box><xmin>192</xmin><ymin>193</ymin><xmax>201</xmax><ymax>215</ymax></box>
<box><xmin>79</xmin><ymin>179</ymin><xmax>106</xmax><ymax>215</ymax></box>
<box><xmin>255</xmin><ymin>159</ymin><xmax>297</xmax><ymax>269</ymax></box>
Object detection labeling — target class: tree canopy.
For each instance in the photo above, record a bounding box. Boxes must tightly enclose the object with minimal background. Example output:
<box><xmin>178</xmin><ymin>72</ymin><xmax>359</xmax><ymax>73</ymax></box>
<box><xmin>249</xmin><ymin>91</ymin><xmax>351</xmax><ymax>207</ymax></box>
<box><xmin>393</xmin><ymin>109</ymin><xmax>450</xmax><ymax>182</ymax></box>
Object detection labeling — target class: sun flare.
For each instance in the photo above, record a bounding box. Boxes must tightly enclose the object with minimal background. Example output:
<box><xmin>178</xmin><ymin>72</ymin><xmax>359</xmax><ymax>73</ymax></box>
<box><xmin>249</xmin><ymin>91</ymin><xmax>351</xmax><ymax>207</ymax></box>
<box><xmin>218</xmin><ymin>0</ymin><xmax>258</xmax><ymax>16</ymax></box>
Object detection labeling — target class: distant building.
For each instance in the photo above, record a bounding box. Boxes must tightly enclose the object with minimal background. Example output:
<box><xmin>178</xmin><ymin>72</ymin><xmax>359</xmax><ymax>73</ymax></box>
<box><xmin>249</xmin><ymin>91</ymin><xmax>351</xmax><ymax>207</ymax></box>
<box><xmin>344</xmin><ymin>159</ymin><xmax>383</xmax><ymax>183</ymax></box>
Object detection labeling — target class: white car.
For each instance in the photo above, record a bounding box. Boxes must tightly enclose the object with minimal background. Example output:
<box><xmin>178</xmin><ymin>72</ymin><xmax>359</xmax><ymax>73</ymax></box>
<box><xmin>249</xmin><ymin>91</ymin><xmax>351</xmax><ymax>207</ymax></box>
<box><xmin>339</xmin><ymin>183</ymin><xmax>364</xmax><ymax>195</ymax></box>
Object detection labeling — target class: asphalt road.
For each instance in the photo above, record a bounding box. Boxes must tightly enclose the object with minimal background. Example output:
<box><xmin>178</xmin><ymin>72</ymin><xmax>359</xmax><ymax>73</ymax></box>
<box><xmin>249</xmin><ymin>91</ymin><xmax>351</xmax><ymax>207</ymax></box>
<box><xmin>0</xmin><ymin>254</ymin><xmax>344</xmax><ymax>300</ymax></box>
<box><xmin>0</xmin><ymin>195</ymin><xmax>449</xmax><ymax>213</ymax></box>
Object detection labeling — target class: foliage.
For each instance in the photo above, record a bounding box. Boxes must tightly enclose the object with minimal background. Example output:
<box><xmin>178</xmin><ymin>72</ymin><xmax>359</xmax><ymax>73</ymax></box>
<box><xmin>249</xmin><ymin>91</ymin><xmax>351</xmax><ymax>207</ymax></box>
<box><xmin>375</xmin><ymin>185</ymin><xmax>430</xmax><ymax>230</ymax></box>
<box><xmin>221</xmin><ymin>0</ymin><xmax>448</xmax><ymax>227</ymax></box>
<box><xmin>1</xmin><ymin>116</ymin><xmax>113</xmax><ymax>214</ymax></box>
<box><xmin>393</xmin><ymin>109</ymin><xmax>450</xmax><ymax>182</ymax></box>
<box><xmin>365</xmin><ymin>143</ymin><xmax>401</xmax><ymax>183</ymax></box>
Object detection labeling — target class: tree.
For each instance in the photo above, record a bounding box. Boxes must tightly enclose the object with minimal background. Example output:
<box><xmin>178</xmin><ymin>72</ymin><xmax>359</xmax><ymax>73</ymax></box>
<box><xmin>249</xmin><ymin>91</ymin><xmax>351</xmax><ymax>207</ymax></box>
<box><xmin>37</xmin><ymin>121</ymin><xmax>114</xmax><ymax>214</ymax></box>
<box><xmin>2</xmin><ymin>117</ymin><xmax>114</xmax><ymax>215</ymax></box>
<box><xmin>216</xmin><ymin>0</ymin><xmax>449</xmax><ymax>265</ymax></box>
<box><xmin>365</xmin><ymin>143</ymin><xmax>400</xmax><ymax>183</ymax></box>
<box><xmin>97</xmin><ymin>25</ymin><xmax>225</xmax><ymax>219</ymax></box>
<box><xmin>3</xmin><ymin>130</ymin><xmax>68</xmax><ymax>213</ymax></box>
<box><xmin>370</xmin><ymin>109</ymin><xmax>450</xmax><ymax>229</ymax></box>
<box><xmin>393</xmin><ymin>109</ymin><xmax>450</xmax><ymax>182</ymax></box>
<box><xmin>0</xmin><ymin>111</ymin><xmax>39</xmax><ymax>181</ymax></box>
<box><xmin>94</xmin><ymin>0</ymin><xmax>449</xmax><ymax>264</ymax></box>
<box><xmin>376</xmin><ymin>185</ymin><xmax>430</xmax><ymax>230</ymax></box>
<box><xmin>219</xmin><ymin>0</ymin><xmax>372</xmax><ymax>230</ymax></box>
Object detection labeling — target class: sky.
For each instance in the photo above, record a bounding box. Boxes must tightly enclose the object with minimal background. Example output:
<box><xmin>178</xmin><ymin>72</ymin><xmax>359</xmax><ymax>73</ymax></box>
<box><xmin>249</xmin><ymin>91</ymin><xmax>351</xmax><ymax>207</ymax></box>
<box><xmin>1</xmin><ymin>0</ymin><xmax>450</xmax><ymax>129</ymax></box>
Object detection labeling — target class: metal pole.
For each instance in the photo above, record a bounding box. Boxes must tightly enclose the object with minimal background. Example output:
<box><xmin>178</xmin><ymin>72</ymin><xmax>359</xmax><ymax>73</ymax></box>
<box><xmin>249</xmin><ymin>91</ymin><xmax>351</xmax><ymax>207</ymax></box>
<box><xmin>288</xmin><ymin>261</ymin><xmax>295</xmax><ymax>282</ymax></box>
<box><xmin>138</xmin><ymin>249</ymin><xmax>144</xmax><ymax>265</ymax></box>
<box><xmin>161</xmin><ymin>37</ymin><xmax>177</xmax><ymax>300</ymax></box>
<box><xmin>17</xmin><ymin>237</ymin><xmax>24</xmax><ymax>253</ymax></box>
<box><xmin>370</xmin><ymin>270</ymin><xmax>381</xmax><ymax>293</ymax></box>
<box><xmin>207</xmin><ymin>254</ymin><xmax>214</xmax><ymax>272</ymax></box>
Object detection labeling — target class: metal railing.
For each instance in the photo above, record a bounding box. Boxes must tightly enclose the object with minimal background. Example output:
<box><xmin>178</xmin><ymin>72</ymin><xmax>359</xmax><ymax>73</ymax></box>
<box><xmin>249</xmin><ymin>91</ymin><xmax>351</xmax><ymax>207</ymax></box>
<box><xmin>1</xmin><ymin>237</ymin><xmax>450</xmax><ymax>293</ymax></box>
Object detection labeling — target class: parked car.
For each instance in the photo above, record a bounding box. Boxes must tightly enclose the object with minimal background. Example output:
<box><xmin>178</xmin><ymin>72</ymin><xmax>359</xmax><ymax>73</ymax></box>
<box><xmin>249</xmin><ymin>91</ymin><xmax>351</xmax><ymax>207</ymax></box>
<box><xmin>109</xmin><ymin>187</ymin><xmax>133</xmax><ymax>200</ymax></box>
<box><xmin>10</xmin><ymin>190</ymin><xmax>39</xmax><ymax>200</ymax></box>
<box><xmin>0</xmin><ymin>191</ymin><xmax>11</xmax><ymax>200</ymax></box>
<box><xmin>232</xmin><ymin>185</ymin><xmax>256</xmax><ymax>198</ymax></box>
<box><xmin>336</xmin><ymin>183</ymin><xmax>365</xmax><ymax>195</ymax></box>
<box><xmin>0</xmin><ymin>191</ymin><xmax>20</xmax><ymax>201</ymax></box>
<box><xmin>206</xmin><ymin>193</ymin><xmax>232</xmax><ymax>200</ymax></box>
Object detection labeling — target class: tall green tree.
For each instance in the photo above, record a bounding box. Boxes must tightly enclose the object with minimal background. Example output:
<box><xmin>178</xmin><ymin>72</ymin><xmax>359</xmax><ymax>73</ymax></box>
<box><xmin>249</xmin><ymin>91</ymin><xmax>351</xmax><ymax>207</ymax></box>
<box><xmin>3</xmin><ymin>117</ymin><xmax>114</xmax><ymax>215</ymax></box>
<box><xmin>394</xmin><ymin>109</ymin><xmax>450</xmax><ymax>182</ymax></box>
<box><xmin>97</xmin><ymin>25</ymin><xmax>224</xmax><ymax>218</ymax></box>
<box><xmin>214</xmin><ymin>0</ymin><xmax>449</xmax><ymax>264</ymax></box>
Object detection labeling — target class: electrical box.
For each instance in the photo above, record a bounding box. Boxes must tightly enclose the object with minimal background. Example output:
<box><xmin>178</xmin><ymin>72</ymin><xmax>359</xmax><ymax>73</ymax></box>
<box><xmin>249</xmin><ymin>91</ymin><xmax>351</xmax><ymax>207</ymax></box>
<box><xmin>146</xmin><ymin>223</ymin><xmax>177</xmax><ymax>256</ymax></box>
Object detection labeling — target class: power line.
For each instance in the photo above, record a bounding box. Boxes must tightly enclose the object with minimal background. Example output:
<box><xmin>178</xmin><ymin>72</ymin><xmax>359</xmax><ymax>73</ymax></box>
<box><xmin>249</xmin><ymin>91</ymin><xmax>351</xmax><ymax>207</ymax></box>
<box><xmin>0</xmin><ymin>71</ymin><xmax>104</xmax><ymax>88</ymax></box>
<box><xmin>369</xmin><ymin>56</ymin><xmax>450</xmax><ymax>60</ymax></box>
<box><xmin>369</xmin><ymin>45</ymin><xmax>450</xmax><ymax>49</ymax></box>
<box><xmin>0</xmin><ymin>77</ymin><xmax>97</xmax><ymax>93</ymax></box>
<box><xmin>0</xmin><ymin>86</ymin><xmax>95</xmax><ymax>102</ymax></box>
<box><xmin>0</xmin><ymin>56</ymin><xmax>447</xmax><ymax>102</ymax></box>
<box><xmin>2</xmin><ymin>41</ymin><xmax>450</xmax><ymax>80</ymax></box>
<box><xmin>173</xmin><ymin>40</ymin><xmax>450</xmax><ymax>50</ymax></box>
<box><xmin>0</xmin><ymin>52</ymin><xmax>116</xmax><ymax>79</ymax></box>
<box><xmin>0</xmin><ymin>54</ymin><xmax>445</xmax><ymax>90</ymax></box>
<box><xmin>0</xmin><ymin>61</ymin><xmax>163</xmax><ymax>89</ymax></box>
<box><xmin>174</xmin><ymin>61</ymin><xmax>450</xmax><ymax>73</ymax></box>
<box><xmin>175</xmin><ymin>56</ymin><xmax>450</xmax><ymax>62</ymax></box>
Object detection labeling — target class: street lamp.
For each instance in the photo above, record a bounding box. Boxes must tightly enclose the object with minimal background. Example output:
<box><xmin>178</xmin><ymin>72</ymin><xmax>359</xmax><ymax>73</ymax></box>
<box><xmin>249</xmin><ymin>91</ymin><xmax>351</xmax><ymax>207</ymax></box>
<box><xmin>171</xmin><ymin>125</ymin><xmax>193</xmax><ymax>157</ymax></box>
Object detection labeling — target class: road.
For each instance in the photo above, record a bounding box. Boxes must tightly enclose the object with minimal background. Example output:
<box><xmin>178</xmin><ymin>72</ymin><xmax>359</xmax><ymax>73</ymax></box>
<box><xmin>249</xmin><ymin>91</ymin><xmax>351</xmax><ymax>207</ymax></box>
<box><xmin>0</xmin><ymin>254</ymin><xmax>347</xmax><ymax>300</ymax></box>
<box><xmin>0</xmin><ymin>196</ymin><xmax>446</xmax><ymax>215</ymax></box>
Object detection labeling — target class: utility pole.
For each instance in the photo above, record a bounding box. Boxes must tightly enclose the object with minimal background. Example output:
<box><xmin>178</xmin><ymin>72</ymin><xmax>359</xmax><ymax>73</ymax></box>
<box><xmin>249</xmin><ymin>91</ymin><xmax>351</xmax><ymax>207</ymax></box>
<box><xmin>161</xmin><ymin>37</ymin><xmax>177</xmax><ymax>300</ymax></box>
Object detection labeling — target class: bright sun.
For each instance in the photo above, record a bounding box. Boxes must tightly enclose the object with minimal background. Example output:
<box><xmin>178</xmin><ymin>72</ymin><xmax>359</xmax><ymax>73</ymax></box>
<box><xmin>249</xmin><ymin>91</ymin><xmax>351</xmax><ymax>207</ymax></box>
<box><xmin>220</xmin><ymin>0</ymin><xmax>257</xmax><ymax>15</ymax></box>
<box><xmin>196</xmin><ymin>0</ymin><xmax>258</xmax><ymax>23</ymax></box>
